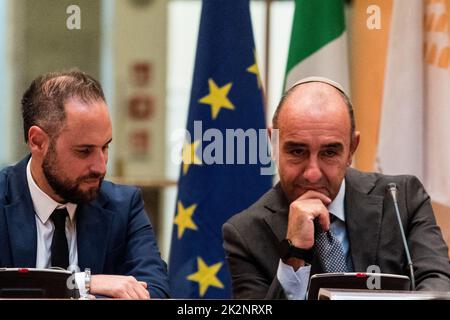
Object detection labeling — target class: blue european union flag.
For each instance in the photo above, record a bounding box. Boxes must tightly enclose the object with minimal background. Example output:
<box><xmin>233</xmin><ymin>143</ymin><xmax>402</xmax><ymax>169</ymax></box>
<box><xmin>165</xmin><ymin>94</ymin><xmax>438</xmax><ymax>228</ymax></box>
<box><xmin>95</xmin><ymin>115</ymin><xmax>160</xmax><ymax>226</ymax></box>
<box><xmin>168</xmin><ymin>0</ymin><xmax>273</xmax><ymax>298</ymax></box>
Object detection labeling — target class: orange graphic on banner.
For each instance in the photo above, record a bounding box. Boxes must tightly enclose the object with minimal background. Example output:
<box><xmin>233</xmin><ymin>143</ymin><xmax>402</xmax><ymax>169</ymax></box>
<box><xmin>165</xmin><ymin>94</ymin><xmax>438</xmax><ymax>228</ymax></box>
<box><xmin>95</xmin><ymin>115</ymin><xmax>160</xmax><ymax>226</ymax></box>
<box><xmin>424</xmin><ymin>0</ymin><xmax>450</xmax><ymax>69</ymax></box>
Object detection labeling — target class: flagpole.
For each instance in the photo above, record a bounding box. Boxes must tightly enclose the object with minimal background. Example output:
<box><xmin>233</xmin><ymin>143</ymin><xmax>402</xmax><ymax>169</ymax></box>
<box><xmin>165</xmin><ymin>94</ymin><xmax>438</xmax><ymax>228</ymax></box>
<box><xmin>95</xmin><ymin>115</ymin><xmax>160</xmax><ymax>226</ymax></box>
<box><xmin>264</xmin><ymin>0</ymin><xmax>272</xmax><ymax>118</ymax></box>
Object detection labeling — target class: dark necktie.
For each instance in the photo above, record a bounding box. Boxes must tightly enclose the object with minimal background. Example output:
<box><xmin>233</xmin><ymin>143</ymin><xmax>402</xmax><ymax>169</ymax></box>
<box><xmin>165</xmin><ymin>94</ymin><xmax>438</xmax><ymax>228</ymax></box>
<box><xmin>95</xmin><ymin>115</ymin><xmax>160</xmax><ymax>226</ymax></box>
<box><xmin>50</xmin><ymin>208</ymin><xmax>69</xmax><ymax>269</ymax></box>
<box><xmin>314</xmin><ymin>213</ymin><xmax>348</xmax><ymax>273</ymax></box>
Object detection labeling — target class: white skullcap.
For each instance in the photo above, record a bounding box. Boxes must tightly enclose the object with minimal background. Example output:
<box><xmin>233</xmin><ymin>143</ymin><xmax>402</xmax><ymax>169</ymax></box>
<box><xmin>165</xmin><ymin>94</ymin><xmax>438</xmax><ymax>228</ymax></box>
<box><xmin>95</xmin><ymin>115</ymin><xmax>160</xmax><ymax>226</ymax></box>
<box><xmin>287</xmin><ymin>76</ymin><xmax>347</xmax><ymax>97</ymax></box>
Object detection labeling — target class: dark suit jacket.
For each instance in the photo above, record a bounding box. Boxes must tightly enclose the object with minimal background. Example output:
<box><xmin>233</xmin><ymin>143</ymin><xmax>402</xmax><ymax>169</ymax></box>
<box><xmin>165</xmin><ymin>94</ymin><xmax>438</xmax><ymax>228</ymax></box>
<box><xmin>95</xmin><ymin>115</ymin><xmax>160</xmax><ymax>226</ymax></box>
<box><xmin>223</xmin><ymin>168</ymin><xmax>450</xmax><ymax>299</ymax></box>
<box><xmin>0</xmin><ymin>156</ymin><xmax>170</xmax><ymax>298</ymax></box>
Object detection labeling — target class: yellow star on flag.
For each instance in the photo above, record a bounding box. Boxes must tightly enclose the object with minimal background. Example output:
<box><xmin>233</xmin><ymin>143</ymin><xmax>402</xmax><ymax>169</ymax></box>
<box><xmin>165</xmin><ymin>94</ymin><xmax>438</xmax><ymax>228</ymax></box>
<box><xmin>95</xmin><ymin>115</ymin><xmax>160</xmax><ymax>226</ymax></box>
<box><xmin>187</xmin><ymin>257</ymin><xmax>224</xmax><ymax>297</ymax></box>
<box><xmin>173</xmin><ymin>201</ymin><xmax>198</xmax><ymax>239</ymax></box>
<box><xmin>181</xmin><ymin>140</ymin><xmax>202</xmax><ymax>175</ymax></box>
<box><xmin>198</xmin><ymin>78</ymin><xmax>235</xmax><ymax>119</ymax></box>
<box><xmin>247</xmin><ymin>49</ymin><xmax>262</xmax><ymax>88</ymax></box>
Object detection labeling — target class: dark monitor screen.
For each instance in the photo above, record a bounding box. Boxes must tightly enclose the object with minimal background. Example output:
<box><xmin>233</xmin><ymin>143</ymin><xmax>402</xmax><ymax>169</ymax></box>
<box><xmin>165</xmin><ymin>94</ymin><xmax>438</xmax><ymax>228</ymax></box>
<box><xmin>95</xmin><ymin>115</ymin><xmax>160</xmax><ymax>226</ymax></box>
<box><xmin>307</xmin><ymin>272</ymin><xmax>411</xmax><ymax>300</ymax></box>
<box><xmin>0</xmin><ymin>268</ymin><xmax>79</xmax><ymax>298</ymax></box>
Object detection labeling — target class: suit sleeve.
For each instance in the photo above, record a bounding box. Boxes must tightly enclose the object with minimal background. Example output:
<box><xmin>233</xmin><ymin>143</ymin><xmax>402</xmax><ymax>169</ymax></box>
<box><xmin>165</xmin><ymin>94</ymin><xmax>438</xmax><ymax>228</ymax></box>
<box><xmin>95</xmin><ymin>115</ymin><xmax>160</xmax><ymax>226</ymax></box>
<box><xmin>404</xmin><ymin>176</ymin><xmax>450</xmax><ymax>291</ymax></box>
<box><xmin>222</xmin><ymin>221</ymin><xmax>285</xmax><ymax>299</ymax></box>
<box><xmin>121</xmin><ymin>188</ymin><xmax>171</xmax><ymax>298</ymax></box>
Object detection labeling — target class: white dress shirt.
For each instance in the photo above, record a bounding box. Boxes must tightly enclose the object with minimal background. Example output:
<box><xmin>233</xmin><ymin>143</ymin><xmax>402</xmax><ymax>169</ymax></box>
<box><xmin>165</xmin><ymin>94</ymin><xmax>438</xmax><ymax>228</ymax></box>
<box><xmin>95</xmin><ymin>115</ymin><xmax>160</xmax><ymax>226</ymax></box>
<box><xmin>277</xmin><ymin>179</ymin><xmax>350</xmax><ymax>300</ymax></box>
<box><xmin>26</xmin><ymin>158</ymin><xmax>86</xmax><ymax>294</ymax></box>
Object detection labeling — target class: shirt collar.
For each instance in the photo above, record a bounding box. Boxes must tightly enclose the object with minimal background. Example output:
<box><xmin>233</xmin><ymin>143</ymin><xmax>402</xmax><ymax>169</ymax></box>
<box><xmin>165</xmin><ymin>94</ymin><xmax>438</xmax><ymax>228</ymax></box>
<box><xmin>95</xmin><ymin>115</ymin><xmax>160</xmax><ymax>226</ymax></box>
<box><xmin>327</xmin><ymin>179</ymin><xmax>346</xmax><ymax>222</ymax></box>
<box><xmin>26</xmin><ymin>158</ymin><xmax>77</xmax><ymax>224</ymax></box>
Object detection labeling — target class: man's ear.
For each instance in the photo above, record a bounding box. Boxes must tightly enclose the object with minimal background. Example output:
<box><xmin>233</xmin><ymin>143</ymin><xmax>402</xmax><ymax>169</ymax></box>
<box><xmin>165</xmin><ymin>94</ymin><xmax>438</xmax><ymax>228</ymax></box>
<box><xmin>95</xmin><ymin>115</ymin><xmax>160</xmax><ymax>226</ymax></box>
<box><xmin>268</xmin><ymin>126</ymin><xmax>280</xmax><ymax>163</ymax></box>
<box><xmin>348</xmin><ymin>131</ymin><xmax>360</xmax><ymax>165</ymax></box>
<box><xmin>28</xmin><ymin>126</ymin><xmax>50</xmax><ymax>156</ymax></box>
<box><xmin>351</xmin><ymin>131</ymin><xmax>360</xmax><ymax>154</ymax></box>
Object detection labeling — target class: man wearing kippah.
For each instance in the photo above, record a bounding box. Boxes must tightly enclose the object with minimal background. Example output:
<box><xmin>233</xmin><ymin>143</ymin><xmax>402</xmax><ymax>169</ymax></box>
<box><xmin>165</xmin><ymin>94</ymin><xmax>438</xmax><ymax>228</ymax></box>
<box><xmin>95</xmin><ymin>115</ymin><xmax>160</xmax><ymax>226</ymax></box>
<box><xmin>222</xmin><ymin>77</ymin><xmax>450</xmax><ymax>299</ymax></box>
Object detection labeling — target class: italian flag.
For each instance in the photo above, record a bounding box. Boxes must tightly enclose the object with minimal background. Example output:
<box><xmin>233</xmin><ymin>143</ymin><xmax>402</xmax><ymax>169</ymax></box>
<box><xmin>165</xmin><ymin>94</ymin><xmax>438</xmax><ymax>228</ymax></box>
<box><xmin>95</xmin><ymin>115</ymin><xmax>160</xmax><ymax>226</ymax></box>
<box><xmin>284</xmin><ymin>0</ymin><xmax>349</xmax><ymax>92</ymax></box>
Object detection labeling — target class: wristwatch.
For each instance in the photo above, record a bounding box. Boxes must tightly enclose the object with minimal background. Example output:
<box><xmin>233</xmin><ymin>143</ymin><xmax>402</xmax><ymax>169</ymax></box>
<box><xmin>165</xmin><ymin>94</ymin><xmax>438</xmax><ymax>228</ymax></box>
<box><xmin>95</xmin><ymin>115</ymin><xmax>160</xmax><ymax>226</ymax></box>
<box><xmin>84</xmin><ymin>268</ymin><xmax>91</xmax><ymax>295</ymax></box>
<box><xmin>278</xmin><ymin>239</ymin><xmax>313</xmax><ymax>261</ymax></box>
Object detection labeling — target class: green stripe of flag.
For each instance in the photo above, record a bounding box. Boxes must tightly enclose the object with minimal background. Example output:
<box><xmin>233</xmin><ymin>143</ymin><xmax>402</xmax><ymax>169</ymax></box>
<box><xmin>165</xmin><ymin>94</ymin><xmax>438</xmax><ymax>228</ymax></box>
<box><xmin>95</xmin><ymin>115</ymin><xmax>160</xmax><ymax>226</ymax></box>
<box><xmin>285</xmin><ymin>0</ymin><xmax>346</xmax><ymax>76</ymax></box>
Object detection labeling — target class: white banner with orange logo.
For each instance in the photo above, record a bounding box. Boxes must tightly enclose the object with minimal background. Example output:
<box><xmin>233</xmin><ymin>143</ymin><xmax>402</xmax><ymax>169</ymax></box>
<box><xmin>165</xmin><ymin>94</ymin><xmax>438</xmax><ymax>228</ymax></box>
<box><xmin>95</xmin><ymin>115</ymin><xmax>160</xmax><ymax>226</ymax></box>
<box><xmin>377</xmin><ymin>0</ymin><xmax>450</xmax><ymax>206</ymax></box>
<box><xmin>424</xmin><ymin>0</ymin><xmax>450</xmax><ymax>206</ymax></box>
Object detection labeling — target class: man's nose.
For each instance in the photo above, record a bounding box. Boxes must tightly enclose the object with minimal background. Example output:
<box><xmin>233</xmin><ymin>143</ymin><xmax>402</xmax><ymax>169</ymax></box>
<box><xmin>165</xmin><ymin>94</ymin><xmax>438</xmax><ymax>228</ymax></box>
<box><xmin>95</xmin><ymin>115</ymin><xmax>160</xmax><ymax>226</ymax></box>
<box><xmin>90</xmin><ymin>149</ymin><xmax>107</xmax><ymax>175</ymax></box>
<box><xmin>303</xmin><ymin>156</ymin><xmax>322</xmax><ymax>183</ymax></box>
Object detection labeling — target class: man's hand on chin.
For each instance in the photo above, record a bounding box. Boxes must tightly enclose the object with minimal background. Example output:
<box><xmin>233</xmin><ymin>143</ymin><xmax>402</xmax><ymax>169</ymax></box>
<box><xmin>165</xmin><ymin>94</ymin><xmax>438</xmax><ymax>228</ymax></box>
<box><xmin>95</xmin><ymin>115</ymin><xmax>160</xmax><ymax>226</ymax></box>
<box><xmin>91</xmin><ymin>274</ymin><xmax>151</xmax><ymax>300</ymax></box>
<box><xmin>286</xmin><ymin>190</ymin><xmax>332</xmax><ymax>250</ymax></box>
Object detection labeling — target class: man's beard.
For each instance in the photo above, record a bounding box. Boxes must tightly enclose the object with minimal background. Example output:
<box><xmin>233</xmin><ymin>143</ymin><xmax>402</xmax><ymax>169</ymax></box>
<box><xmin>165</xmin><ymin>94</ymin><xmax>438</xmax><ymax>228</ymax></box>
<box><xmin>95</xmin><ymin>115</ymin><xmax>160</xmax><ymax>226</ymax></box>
<box><xmin>42</xmin><ymin>144</ymin><xmax>104</xmax><ymax>204</ymax></box>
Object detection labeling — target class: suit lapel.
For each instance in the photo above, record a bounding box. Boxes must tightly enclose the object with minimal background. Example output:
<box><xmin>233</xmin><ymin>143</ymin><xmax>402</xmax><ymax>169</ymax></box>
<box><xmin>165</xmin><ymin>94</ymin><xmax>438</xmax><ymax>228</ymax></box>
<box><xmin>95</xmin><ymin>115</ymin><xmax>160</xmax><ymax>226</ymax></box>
<box><xmin>264</xmin><ymin>210</ymin><xmax>288</xmax><ymax>244</ymax></box>
<box><xmin>4</xmin><ymin>156</ymin><xmax>37</xmax><ymax>267</ymax></box>
<box><xmin>76</xmin><ymin>195</ymin><xmax>113</xmax><ymax>274</ymax></box>
<box><xmin>345</xmin><ymin>169</ymin><xmax>384</xmax><ymax>271</ymax></box>
<box><xmin>262</xmin><ymin>184</ymin><xmax>289</xmax><ymax>243</ymax></box>
<box><xmin>5</xmin><ymin>199</ymin><xmax>37</xmax><ymax>267</ymax></box>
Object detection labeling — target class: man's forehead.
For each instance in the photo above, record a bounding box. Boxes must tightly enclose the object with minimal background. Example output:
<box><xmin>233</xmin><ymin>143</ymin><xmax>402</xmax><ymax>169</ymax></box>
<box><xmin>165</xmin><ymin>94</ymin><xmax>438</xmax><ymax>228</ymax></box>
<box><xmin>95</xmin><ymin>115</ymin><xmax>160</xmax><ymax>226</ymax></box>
<box><xmin>59</xmin><ymin>130</ymin><xmax>112</xmax><ymax>143</ymax></box>
<box><xmin>57</xmin><ymin>100</ymin><xmax>112</xmax><ymax>145</ymax></box>
<box><xmin>64</xmin><ymin>97</ymin><xmax>108</xmax><ymax>113</ymax></box>
<box><xmin>279</xmin><ymin>86</ymin><xmax>350</xmax><ymax>132</ymax></box>
<box><xmin>279</xmin><ymin>102</ymin><xmax>349</xmax><ymax>129</ymax></box>
<box><xmin>278</xmin><ymin>115</ymin><xmax>351</xmax><ymax>146</ymax></box>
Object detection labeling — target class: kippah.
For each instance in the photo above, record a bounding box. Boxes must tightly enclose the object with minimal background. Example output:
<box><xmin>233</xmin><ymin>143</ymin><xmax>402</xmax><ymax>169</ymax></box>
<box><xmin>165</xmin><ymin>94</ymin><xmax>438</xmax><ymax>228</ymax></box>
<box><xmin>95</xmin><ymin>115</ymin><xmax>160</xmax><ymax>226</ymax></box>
<box><xmin>287</xmin><ymin>76</ymin><xmax>347</xmax><ymax>96</ymax></box>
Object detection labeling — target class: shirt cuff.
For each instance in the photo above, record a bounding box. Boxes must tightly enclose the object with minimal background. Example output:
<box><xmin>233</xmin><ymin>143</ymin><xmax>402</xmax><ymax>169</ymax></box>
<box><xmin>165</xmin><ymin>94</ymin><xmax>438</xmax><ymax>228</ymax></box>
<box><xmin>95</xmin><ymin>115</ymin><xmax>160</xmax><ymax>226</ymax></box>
<box><xmin>74</xmin><ymin>272</ymin><xmax>87</xmax><ymax>296</ymax></box>
<box><xmin>277</xmin><ymin>259</ymin><xmax>311</xmax><ymax>300</ymax></box>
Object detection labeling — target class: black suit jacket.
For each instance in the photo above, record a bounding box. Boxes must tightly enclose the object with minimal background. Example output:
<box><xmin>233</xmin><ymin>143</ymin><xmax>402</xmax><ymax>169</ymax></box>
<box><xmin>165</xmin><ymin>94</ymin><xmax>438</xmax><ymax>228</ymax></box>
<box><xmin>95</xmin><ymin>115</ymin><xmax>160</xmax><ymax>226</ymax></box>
<box><xmin>222</xmin><ymin>168</ymin><xmax>450</xmax><ymax>299</ymax></box>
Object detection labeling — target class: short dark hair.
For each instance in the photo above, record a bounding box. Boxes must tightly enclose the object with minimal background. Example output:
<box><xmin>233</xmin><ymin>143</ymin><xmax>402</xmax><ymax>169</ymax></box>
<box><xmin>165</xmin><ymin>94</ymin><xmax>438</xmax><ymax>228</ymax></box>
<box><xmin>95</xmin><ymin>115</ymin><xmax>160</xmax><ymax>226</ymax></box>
<box><xmin>272</xmin><ymin>82</ymin><xmax>355</xmax><ymax>137</ymax></box>
<box><xmin>21</xmin><ymin>69</ymin><xmax>106</xmax><ymax>143</ymax></box>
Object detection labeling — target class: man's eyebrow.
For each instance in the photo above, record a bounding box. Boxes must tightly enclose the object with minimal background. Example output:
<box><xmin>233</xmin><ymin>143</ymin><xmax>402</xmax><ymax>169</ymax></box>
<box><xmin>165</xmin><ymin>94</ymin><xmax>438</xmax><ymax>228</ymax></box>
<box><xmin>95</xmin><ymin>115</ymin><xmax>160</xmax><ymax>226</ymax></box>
<box><xmin>74</xmin><ymin>138</ymin><xmax>113</xmax><ymax>148</ymax></box>
<box><xmin>322</xmin><ymin>143</ymin><xmax>343</xmax><ymax>149</ymax></box>
<box><xmin>283</xmin><ymin>141</ymin><xmax>308</xmax><ymax>148</ymax></box>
